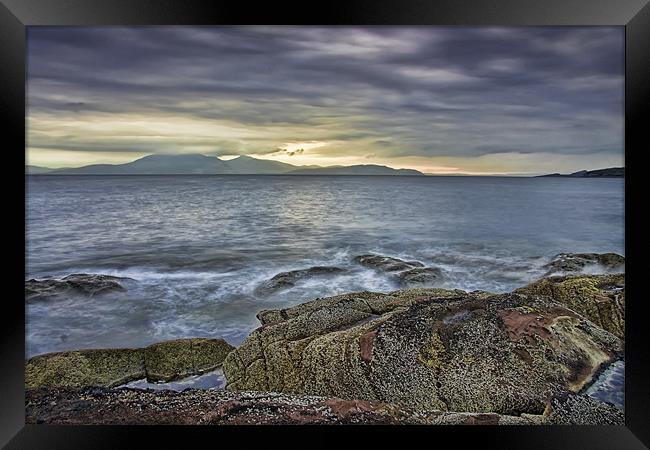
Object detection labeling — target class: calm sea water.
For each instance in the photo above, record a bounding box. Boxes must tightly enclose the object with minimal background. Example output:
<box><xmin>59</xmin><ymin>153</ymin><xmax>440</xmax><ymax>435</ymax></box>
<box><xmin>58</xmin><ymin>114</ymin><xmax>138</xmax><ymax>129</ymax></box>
<box><xmin>26</xmin><ymin>175</ymin><xmax>624</xmax><ymax>357</ymax></box>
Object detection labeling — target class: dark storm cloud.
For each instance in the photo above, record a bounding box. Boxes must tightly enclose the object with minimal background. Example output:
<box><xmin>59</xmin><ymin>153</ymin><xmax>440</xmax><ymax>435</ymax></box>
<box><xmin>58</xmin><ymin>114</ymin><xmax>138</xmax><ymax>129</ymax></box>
<box><xmin>27</xmin><ymin>26</ymin><xmax>623</xmax><ymax>163</ymax></box>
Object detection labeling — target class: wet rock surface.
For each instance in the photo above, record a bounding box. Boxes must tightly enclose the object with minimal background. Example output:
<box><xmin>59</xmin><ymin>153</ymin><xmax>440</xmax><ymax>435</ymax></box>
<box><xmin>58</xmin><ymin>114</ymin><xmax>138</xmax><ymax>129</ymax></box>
<box><xmin>224</xmin><ymin>285</ymin><xmax>622</xmax><ymax>416</ymax></box>
<box><xmin>354</xmin><ymin>254</ymin><xmax>425</xmax><ymax>272</ymax></box>
<box><xmin>26</xmin><ymin>338</ymin><xmax>234</xmax><ymax>388</ymax></box>
<box><xmin>516</xmin><ymin>274</ymin><xmax>625</xmax><ymax>338</ymax></box>
<box><xmin>25</xmin><ymin>273</ymin><xmax>133</xmax><ymax>302</ymax></box>
<box><xmin>25</xmin><ymin>387</ymin><xmax>542</xmax><ymax>425</ymax></box>
<box><xmin>255</xmin><ymin>266</ymin><xmax>345</xmax><ymax>295</ymax></box>
<box><xmin>394</xmin><ymin>267</ymin><xmax>443</xmax><ymax>285</ymax></box>
<box><xmin>354</xmin><ymin>254</ymin><xmax>443</xmax><ymax>287</ymax></box>
<box><xmin>544</xmin><ymin>253</ymin><xmax>624</xmax><ymax>275</ymax></box>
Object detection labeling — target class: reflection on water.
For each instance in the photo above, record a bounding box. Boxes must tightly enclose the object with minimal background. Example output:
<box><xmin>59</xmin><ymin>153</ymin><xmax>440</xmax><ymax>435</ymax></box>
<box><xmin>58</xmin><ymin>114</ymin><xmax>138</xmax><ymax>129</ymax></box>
<box><xmin>585</xmin><ymin>360</ymin><xmax>625</xmax><ymax>409</ymax></box>
<box><xmin>122</xmin><ymin>368</ymin><xmax>226</xmax><ymax>391</ymax></box>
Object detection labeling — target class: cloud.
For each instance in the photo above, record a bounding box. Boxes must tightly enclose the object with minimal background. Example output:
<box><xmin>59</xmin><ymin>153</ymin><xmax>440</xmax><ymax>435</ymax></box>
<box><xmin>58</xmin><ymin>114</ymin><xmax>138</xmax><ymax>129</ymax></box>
<box><xmin>27</xmin><ymin>26</ymin><xmax>624</xmax><ymax>173</ymax></box>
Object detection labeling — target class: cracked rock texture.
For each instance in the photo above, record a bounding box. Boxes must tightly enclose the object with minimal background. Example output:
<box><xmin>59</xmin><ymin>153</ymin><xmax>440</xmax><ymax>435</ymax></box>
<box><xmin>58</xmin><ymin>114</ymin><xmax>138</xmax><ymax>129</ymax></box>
<box><xmin>26</xmin><ymin>338</ymin><xmax>234</xmax><ymax>388</ymax></box>
<box><xmin>515</xmin><ymin>274</ymin><xmax>624</xmax><ymax>338</ymax></box>
<box><xmin>223</xmin><ymin>285</ymin><xmax>622</xmax><ymax>416</ymax></box>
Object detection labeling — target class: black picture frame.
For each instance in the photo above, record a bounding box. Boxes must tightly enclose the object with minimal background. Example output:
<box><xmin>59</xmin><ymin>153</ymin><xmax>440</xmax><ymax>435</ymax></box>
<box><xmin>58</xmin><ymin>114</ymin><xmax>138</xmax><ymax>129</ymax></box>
<box><xmin>2</xmin><ymin>0</ymin><xmax>648</xmax><ymax>447</ymax></box>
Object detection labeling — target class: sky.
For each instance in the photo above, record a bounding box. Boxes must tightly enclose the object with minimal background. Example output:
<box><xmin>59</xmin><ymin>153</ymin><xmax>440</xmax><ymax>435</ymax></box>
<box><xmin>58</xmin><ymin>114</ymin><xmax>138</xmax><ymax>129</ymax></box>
<box><xmin>27</xmin><ymin>26</ymin><xmax>624</xmax><ymax>175</ymax></box>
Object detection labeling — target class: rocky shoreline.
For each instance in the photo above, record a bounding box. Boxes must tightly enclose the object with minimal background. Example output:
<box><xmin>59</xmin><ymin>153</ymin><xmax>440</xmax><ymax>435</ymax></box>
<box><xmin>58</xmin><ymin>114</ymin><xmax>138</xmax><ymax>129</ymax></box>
<box><xmin>25</xmin><ymin>386</ymin><xmax>622</xmax><ymax>425</ymax></box>
<box><xmin>25</xmin><ymin>253</ymin><xmax>625</xmax><ymax>425</ymax></box>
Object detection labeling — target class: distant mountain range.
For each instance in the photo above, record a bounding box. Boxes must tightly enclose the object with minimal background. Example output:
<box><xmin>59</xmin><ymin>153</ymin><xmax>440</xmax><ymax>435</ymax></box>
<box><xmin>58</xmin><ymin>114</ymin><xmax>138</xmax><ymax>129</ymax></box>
<box><xmin>538</xmin><ymin>167</ymin><xmax>624</xmax><ymax>178</ymax></box>
<box><xmin>289</xmin><ymin>165</ymin><xmax>422</xmax><ymax>176</ymax></box>
<box><xmin>26</xmin><ymin>154</ymin><xmax>424</xmax><ymax>176</ymax></box>
<box><xmin>26</xmin><ymin>165</ymin><xmax>54</xmax><ymax>174</ymax></box>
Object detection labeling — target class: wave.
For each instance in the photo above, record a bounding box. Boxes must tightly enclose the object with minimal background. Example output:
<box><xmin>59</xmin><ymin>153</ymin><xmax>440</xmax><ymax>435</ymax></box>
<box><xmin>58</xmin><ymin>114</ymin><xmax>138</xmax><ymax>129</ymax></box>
<box><xmin>26</xmin><ymin>248</ymin><xmax>623</xmax><ymax>357</ymax></box>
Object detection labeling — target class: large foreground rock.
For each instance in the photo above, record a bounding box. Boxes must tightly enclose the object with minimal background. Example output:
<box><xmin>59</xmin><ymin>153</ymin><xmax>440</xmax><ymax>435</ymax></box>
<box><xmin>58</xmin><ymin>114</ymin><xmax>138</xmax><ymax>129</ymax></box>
<box><xmin>223</xmin><ymin>287</ymin><xmax>622</xmax><ymax>416</ymax></box>
<box><xmin>25</xmin><ymin>273</ymin><xmax>132</xmax><ymax>302</ymax></box>
<box><xmin>25</xmin><ymin>387</ymin><xmax>621</xmax><ymax>425</ymax></box>
<box><xmin>26</xmin><ymin>338</ymin><xmax>234</xmax><ymax>388</ymax></box>
<box><xmin>516</xmin><ymin>274</ymin><xmax>624</xmax><ymax>338</ymax></box>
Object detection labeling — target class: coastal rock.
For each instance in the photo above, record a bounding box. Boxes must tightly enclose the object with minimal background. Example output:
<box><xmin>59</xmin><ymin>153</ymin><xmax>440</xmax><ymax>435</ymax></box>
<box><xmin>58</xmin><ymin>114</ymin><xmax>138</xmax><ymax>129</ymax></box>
<box><xmin>255</xmin><ymin>266</ymin><xmax>345</xmax><ymax>295</ymax></box>
<box><xmin>25</xmin><ymin>348</ymin><xmax>145</xmax><ymax>388</ymax></box>
<box><xmin>394</xmin><ymin>267</ymin><xmax>443</xmax><ymax>286</ymax></box>
<box><xmin>223</xmin><ymin>287</ymin><xmax>622</xmax><ymax>416</ymax></box>
<box><xmin>515</xmin><ymin>274</ymin><xmax>624</xmax><ymax>338</ymax></box>
<box><xmin>143</xmin><ymin>338</ymin><xmax>235</xmax><ymax>382</ymax></box>
<box><xmin>354</xmin><ymin>254</ymin><xmax>443</xmax><ymax>287</ymax></box>
<box><xmin>354</xmin><ymin>254</ymin><xmax>424</xmax><ymax>272</ymax></box>
<box><xmin>25</xmin><ymin>387</ymin><xmax>539</xmax><ymax>425</ymax></box>
<box><xmin>543</xmin><ymin>393</ymin><xmax>624</xmax><ymax>425</ymax></box>
<box><xmin>25</xmin><ymin>273</ymin><xmax>132</xmax><ymax>302</ymax></box>
<box><xmin>544</xmin><ymin>253</ymin><xmax>624</xmax><ymax>275</ymax></box>
<box><xmin>26</xmin><ymin>338</ymin><xmax>234</xmax><ymax>388</ymax></box>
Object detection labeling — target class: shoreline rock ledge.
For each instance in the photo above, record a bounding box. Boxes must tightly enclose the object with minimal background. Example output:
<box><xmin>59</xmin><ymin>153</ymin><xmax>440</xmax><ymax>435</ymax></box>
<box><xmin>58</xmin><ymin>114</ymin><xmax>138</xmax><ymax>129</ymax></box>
<box><xmin>224</xmin><ymin>275</ymin><xmax>624</xmax><ymax>418</ymax></box>
<box><xmin>26</xmin><ymin>338</ymin><xmax>234</xmax><ymax>388</ymax></box>
<box><xmin>24</xmin><ymin>387</ymin><xmax>621</xmax><ymax>425</ymax></box>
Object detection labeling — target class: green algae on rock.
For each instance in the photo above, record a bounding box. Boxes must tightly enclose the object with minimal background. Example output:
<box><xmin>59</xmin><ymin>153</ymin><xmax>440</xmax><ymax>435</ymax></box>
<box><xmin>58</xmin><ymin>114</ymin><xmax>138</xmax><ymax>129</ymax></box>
<box><xmin>223</xmin><ymin>287</ymin><xmax>622</xmax><ymax>416</ymax></box>
<box><xmin>26</xmin><ymin>338</ymin><xmax>234</xmax><ymax>388</ymax></box>
<box><xmin>143</xmin><ymin>338</ymin><xmax>235</xmax><ymax>382</ymax></box>
<box><xmin>515</xmin><ymin>274</ymin><xmax>624</xmax><ymax>338</ymax></box>
<box><xmin>25</xmin><ymin>348</ymin><xmax>145</xmax><ymax>388</ymax></box>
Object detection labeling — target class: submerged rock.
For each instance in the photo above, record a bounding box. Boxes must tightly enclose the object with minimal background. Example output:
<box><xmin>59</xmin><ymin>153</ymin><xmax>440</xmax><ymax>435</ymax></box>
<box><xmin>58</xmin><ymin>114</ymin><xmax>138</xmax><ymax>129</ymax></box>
<box><xmin>544</xmin><ymin>253</ymin><xmax>624</xmax><ymax>275</ymax></box>
<box><xmin>255</xmin><ymin>266</ymin><xmax>345</xmax><ymax>295</ymax></box>
<box><xmin>223</xmin><ymin>287</ymin><xmax>622</xmax><ymax>416</ymax></box>
<box><xmin>25</xmin><ymin>338</ymin><xmax>234</xmax><ymax>388</ymax></box>
<box><xmin>354</xmin><ymin>254</ymin><xmax>443</xmax><ymax>287</ymax></box>
<box><xmin>25</xmin><ymin>387</ymin><xmax>541</xmax><ymax>425</ymax></box>
<box><xmin>25</xmin><ymin>273</ymin><xmax>132</xmax><ymax>302</ymax></box>
<box><xmin>515</xmin><ymin>274</ymin><xmax>624</xmax><ymax>338</ymax></box>
<box><xmin>394</xmin><ymin>267</ymin><xmax>443</xmax><ymax>286</ymax></box>
<box><xmin>354</xmin><ymin>254</ymin><xmax>424</xmax><ymax>272</ymax></box>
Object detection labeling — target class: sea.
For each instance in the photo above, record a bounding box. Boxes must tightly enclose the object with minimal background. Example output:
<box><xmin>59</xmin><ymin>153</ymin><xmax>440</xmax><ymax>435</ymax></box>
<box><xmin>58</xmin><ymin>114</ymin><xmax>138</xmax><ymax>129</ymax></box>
<box><xmin>26</xmin><ymin>175</ymin><xmax>625</xmax><ymax>358</ymax></box>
